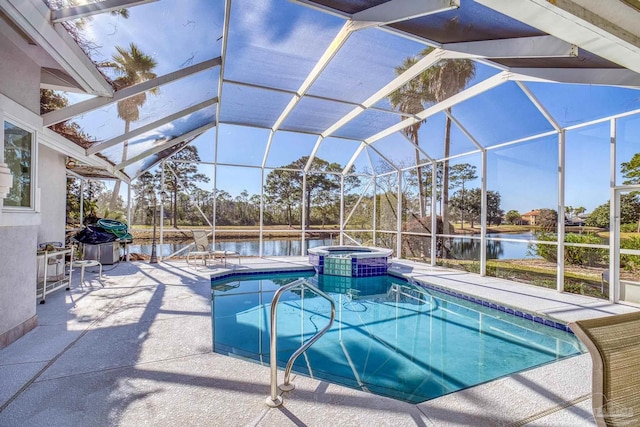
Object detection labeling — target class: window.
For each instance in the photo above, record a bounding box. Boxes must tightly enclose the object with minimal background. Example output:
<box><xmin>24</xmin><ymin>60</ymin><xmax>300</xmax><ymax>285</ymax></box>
<box><xmin>4</xmin><ymin>121</ymin><xmax>33</xmax><ymax>208</ymax></box>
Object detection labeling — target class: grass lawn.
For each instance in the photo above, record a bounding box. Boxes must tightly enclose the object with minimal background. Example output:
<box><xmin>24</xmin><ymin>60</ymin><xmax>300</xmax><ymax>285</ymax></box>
<box><xmin>429</xmin><ymin>257</ymin><xmax>609</xmax><ymax>299</ymax></box>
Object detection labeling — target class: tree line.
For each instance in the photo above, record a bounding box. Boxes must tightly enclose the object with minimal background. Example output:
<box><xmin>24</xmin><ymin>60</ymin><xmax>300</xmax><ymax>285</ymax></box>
<box><xmin>67</xmin><ymin>150</ymin><xmax>511</xmax><ymax>233</ymax></box>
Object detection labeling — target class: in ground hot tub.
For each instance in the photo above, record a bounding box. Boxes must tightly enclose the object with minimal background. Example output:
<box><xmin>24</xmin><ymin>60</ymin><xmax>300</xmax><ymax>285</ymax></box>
<box><xmin>308</xmin><ymin>245</ymin><xmax>393</xmax><ymax>277</ymax></box>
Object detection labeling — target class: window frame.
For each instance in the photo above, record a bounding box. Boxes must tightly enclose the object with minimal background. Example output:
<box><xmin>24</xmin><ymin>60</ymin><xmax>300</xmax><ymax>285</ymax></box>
<box><xmin>3</xmin><ymin>118</ymin><xmax>36</xmax><ymax>211</ymax></box>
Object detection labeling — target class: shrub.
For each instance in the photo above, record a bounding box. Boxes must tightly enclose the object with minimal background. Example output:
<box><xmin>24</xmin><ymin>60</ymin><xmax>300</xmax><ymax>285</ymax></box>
<box><xmin>564</xmin><ymin>233</ymin><xmax>606</xmax><ymax>266</ymax></box>
<box><xmin>621</xmin><ymin>236</ymin><xmax>640</xmax><ymax>271</ymax></box>
<box><xmin>529</xmin><ymin>231</ymin><xmax>557</xmax><ymax>262</ymax></box>
<box><xmin>620</xmin><ymin>223</ymin><xmax>639</xmax><ymax>233</ymax></box>
<box><xmin>530</xmin><ymin>231</ymin><xmax>606</xmax><ymax>266</ymax></box>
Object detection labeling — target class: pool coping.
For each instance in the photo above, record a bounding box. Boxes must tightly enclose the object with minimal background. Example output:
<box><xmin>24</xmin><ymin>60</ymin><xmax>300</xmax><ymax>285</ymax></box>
<box><xmin>393</xmin><ymin>273</ymin><xmax>574</xmax><ymax>333</ymax></box>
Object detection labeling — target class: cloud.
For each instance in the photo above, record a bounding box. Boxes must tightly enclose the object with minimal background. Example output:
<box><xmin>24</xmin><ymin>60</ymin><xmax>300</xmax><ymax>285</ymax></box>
<box><xmin>233</xmin><ymin>0</ymin><xmax>343</xmax><ymax>55</ymax></box>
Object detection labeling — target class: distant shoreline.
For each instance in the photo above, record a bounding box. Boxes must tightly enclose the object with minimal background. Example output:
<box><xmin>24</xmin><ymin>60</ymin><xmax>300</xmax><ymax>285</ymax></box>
<box><xmin>130</xmin><ymin>227</ymin><xmax>339</xmax><ymax>241</ymax></box>
<box><xmin>84</xmin><ymin>224</ymin><xmax>607</xmax><ymax>242</ymax></box>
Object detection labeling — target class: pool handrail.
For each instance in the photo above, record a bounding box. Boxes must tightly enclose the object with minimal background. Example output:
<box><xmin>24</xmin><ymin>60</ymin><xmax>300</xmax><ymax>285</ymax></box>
<box><xmin>266</xmin><ymin>278</ymin><xmax>336</xmax><ymax>408</ymax></box>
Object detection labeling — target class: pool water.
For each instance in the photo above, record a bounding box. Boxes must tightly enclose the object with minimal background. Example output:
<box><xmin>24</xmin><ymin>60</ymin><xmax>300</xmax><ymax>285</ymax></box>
<box><xmin>211</xmin><ymin>273</ymin><xmax>583</xmax><ymax>403</ymax></box>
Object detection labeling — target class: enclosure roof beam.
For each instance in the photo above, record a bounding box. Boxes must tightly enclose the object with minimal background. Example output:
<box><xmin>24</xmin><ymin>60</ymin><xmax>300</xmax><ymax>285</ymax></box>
<box><xmin>116</xmin><ymin>121</ymin><xmax>215</xmax><ymax>171</ymax></box>
<box><xmin>364</xmin><ymin>71</ymin><xmax>509</xmax><ymax>147</ymax></box>
<box><xmin>87</xmin><ymin>97</ymin><xmax>218</xmax><ymax>155</ymax></box>
<box><xmin>443</xmin><ymin>35</ymin><xmax>577</xmax><ymax>59</ymax></box>
<box><xmin>321</xmin><ymin>48</ymin><xmax>445</xmax><ymax>138</ymax></box>
<box><xmin>515</xmin><ymin>81</ymin><xmax>561</xmax><ymax>131</ymax></box>
<box><xmin>476</xmin><ymin>0</ymin><xmax>640</xmax><ymax>75</ymax></box>
<box><xmin>304</xmin><ymin>135</ymin><xmax>325</xmax><ymax>172</ymax></box>
<box><xmin>51</xmin><ymin>0</ymin><xmax>156</xmax><ymax>22</ymax></box>
<box><xmin>343</xmin><ymin>143</ymin><xmax>366</xmax><ymax>175</ymax></box>
<box><xmin>40</xmin><ymin>67</ymin><xmax>84</xmax><ymax>93</ymax></box>
<box><xmin>40</xmin><ymin>127</ymin><xmax>130</xmax><ymax>183</ymax></box>
<box><xmin>509</xmin><ymin>68</ymin><xmax>640</xmax><ymax>88</ymax></box>
<box><xmin>351</xmin><ymin>0</ymin><xmax>458</xmax><ymax>27</ymax></box>
<box><xmin>214</xmin><ymin>0</ymin><xmax>232</xmax><ymax>175</ymax></box>
<box><xmin>442</xmin><ymin>110</ymin><xmax>483</xmax><ymax>151</ymax></box>
<box><xmin>342</xmin><ymin>141</ymin><xmax>399</xmax><ymax>175</ymax></box>
<box><xmin>271</xmin><ymin>21</ymin><xmax>355</xmax><ymax>132</ymax></box>
<box><xmin>368</xmin><ymin>144</ymin><xmax>400</xmax><ymax>173</ymax></box>
<box><xmin>42</xmin><ymin>57</ymin><xmax>221</xmax><ymax>126</ymax></box>
<box><xmin>129</xmin><ymin>127</ymin><xmax>214</xmax><ymax>180</ymax></box>
<box><xmin>399</xmin><ymin>132</ymin><xmax>433</xmax><ymax>162</ymax></box>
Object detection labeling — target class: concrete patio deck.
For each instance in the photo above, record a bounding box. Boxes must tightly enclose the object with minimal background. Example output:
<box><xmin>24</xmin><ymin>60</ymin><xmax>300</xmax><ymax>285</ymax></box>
<box><xmin>1</xmin><ymin>257</ymin><xmax>638</xmax><ymax>426</ymax></box>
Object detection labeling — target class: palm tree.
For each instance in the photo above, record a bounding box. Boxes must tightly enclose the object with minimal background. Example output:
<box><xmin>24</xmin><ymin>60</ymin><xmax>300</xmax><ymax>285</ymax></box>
<box><xmin>389</xmin><ymin>56</ymin><xmax>433</xmax><ymax>217</ymax></box>
<box><xmin>423</xmin><ymin>57</ymin><xmax>476</xmax><ymax>233</ymax></box>
<box><xmin>389</xmin><ymin>48</ymin><xmax>475</xmax><ymax>231</ymax></box>
<box><xmin>106</xmin><ymin>43</ymin><xmax>158</xmax><ymax>211</ymax></box>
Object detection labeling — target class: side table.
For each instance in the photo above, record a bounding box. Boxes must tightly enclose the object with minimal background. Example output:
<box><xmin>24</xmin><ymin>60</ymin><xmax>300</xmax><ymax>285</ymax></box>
<box><xmin>71</xmin><ymin>260</ymin><xmax>102</xmax><ymax>286</ymax></box>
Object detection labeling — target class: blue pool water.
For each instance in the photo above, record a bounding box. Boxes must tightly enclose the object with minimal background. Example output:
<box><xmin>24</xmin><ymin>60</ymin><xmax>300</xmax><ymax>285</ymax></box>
<box><xmin>211</xmin><ymin>272</ymin><xmax>583</xmax><ymax>403</ymax></box>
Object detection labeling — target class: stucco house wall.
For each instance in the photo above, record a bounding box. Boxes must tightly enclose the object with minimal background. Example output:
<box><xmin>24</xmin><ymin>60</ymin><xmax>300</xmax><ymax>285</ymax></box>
<box><xmin>38</xmin><ymin>145</ymin><xmax>67</xmax><ymax>244</ymax></box>
<box><xmin>0</xmin><ymin>31</ymin><xmax>66</xmax><ymax>348</ymax></box>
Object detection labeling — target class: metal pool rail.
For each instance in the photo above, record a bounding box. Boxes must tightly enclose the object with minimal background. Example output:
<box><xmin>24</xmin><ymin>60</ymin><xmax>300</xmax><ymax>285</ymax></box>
<box><xmin>266</xmin><ymin>278</ymin><xmax>336</xmax><ymax>407</ymax></box>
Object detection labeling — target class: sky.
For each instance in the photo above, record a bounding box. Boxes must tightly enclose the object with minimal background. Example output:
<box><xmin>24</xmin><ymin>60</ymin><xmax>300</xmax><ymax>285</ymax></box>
<box><xmin>65</xmin><ymin>0</ymin><xmax>640</xmax><ymax>216</ymax></box>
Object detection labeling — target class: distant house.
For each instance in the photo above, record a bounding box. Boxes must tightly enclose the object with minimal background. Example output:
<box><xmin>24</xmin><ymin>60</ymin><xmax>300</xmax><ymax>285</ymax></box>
<box><xmin>521</xmin><ymin>210</ymin><xmax>540</xmax><ymax>225</ymax></box>
<box><xmin>565</xmin><ymin>216</ymin><xmax>586</xmax><ymax>226</ymax></box>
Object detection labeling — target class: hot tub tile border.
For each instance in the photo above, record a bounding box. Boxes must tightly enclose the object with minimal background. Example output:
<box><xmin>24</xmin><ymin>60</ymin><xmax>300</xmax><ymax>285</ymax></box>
<box><xmin>396</xmin><ymin>275</ymin><xmax>574</xmax><ymax>334</ymax></box>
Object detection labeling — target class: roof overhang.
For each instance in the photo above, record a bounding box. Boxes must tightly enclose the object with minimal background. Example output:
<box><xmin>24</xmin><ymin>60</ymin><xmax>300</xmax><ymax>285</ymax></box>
<box><xmin>0</xmin><ymin>0</ymin><xmax>114</xmax><ymax>97</ymax></box>
<box><xmin>476</xmin><ymin>0</ymin><xmax>640</xmax><ymax>75</ymax></box>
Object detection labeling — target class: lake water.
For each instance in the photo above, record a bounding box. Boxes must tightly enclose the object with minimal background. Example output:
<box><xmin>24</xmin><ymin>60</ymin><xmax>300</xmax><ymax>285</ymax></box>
<box><xmin>126</xmin><ymin>231</ymin><xmax>604</xmax><ymax>260</ymax></box>
<box><xmin>456</xmin><ymin>233</ymin><xmax>536</xmax><ymax>260</ymax></box>
<box><xmin>127</xmin><ymin>238</ymin><xmax>336</xmax><ymax>257</ymax></box>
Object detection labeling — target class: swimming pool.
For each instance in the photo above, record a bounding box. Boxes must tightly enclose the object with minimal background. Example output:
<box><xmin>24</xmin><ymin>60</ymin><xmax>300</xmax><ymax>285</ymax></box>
<box><xmin>211</xmin><ymin>272</ymin><xmax>584</xmax><ymax>403</ymax></box>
